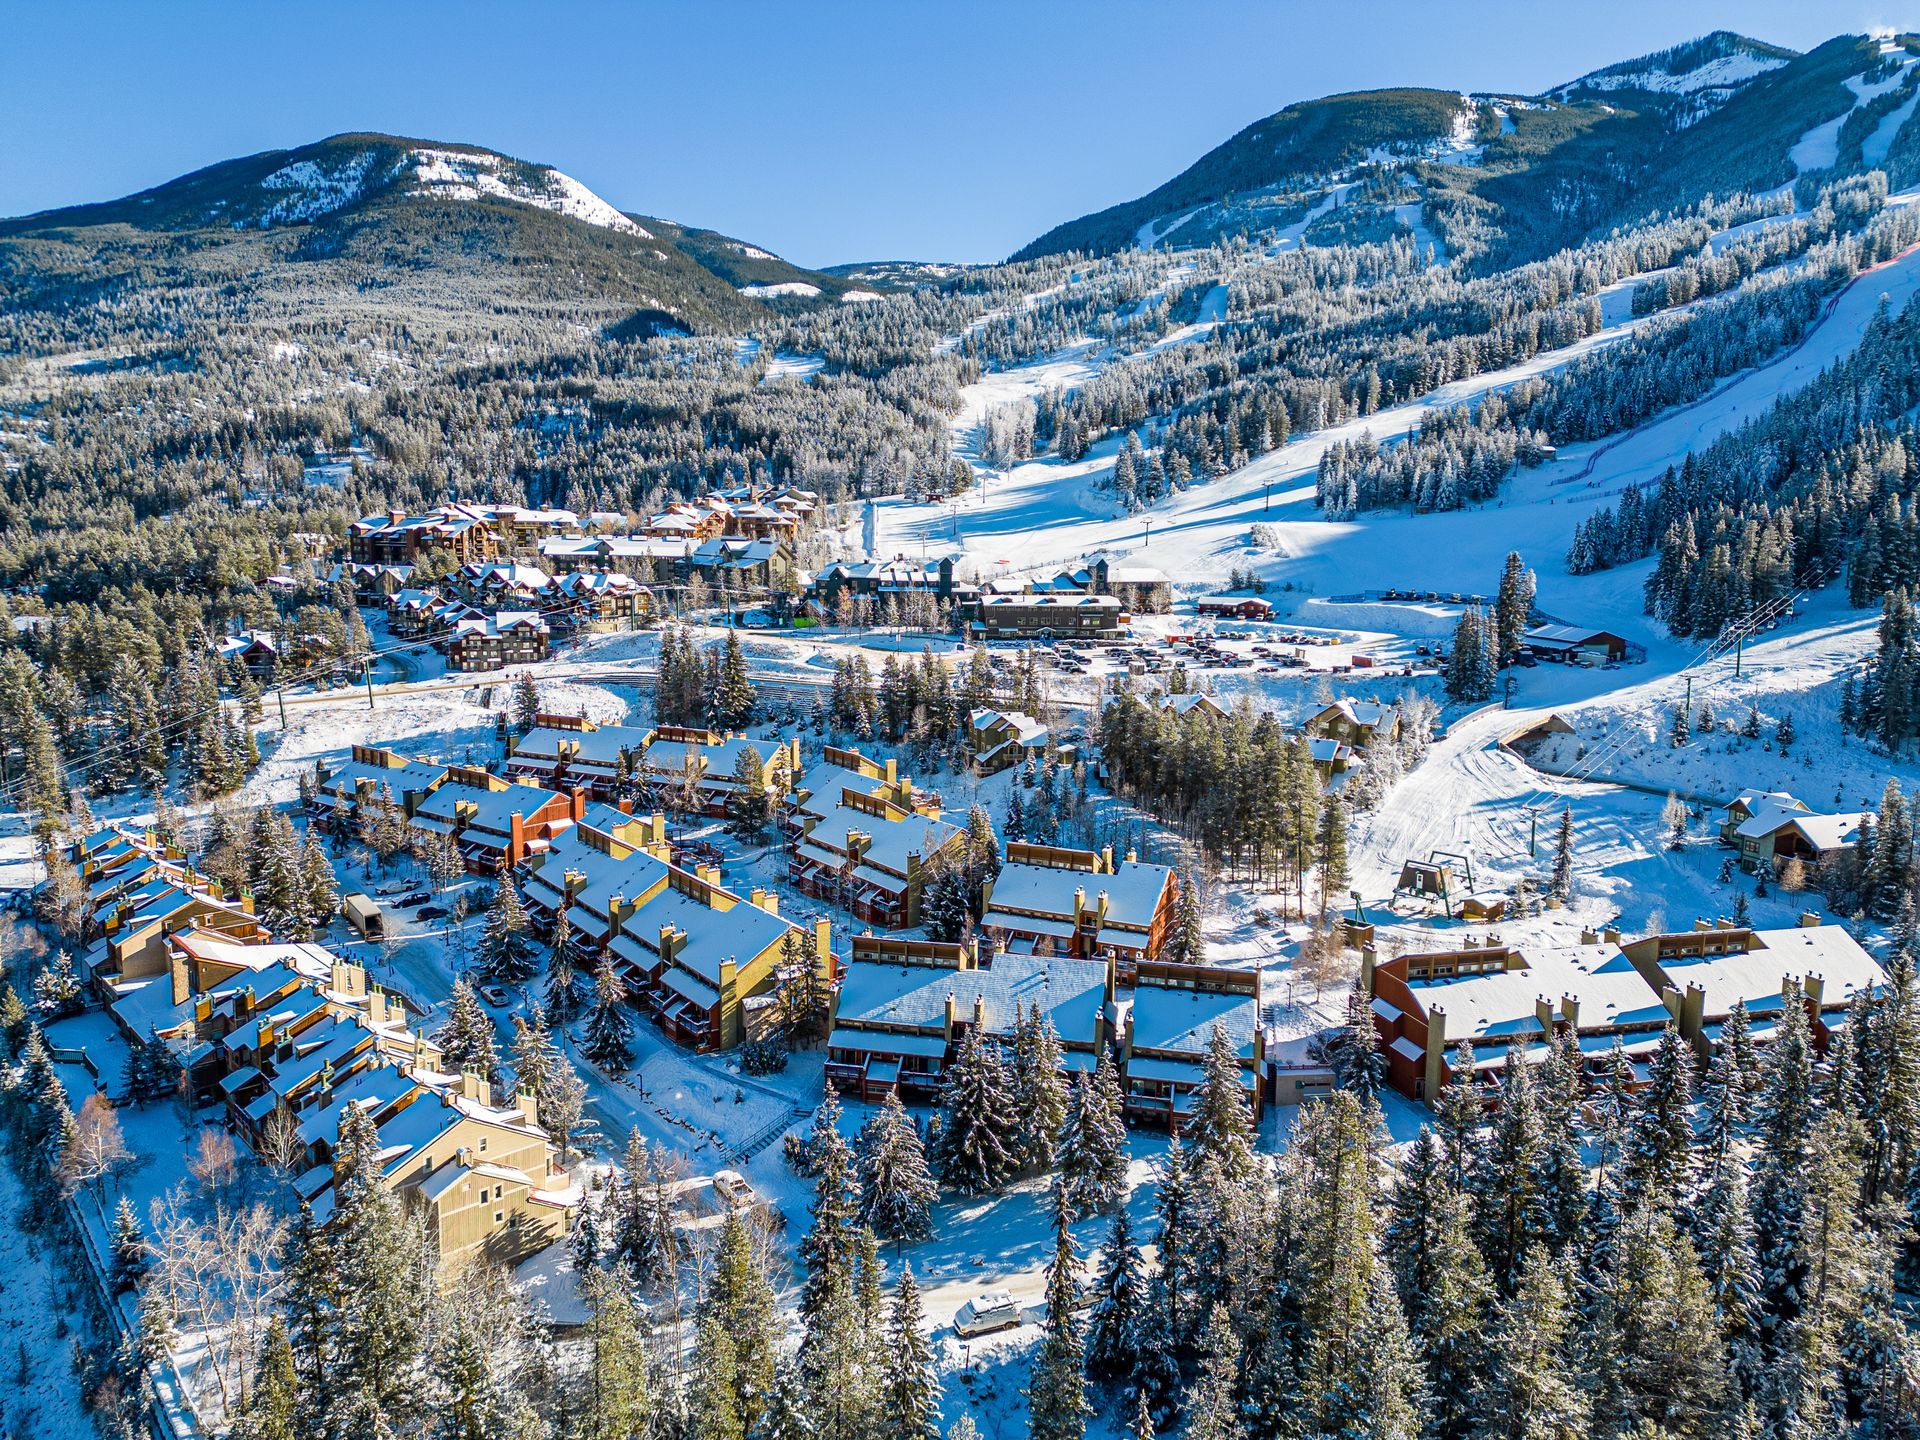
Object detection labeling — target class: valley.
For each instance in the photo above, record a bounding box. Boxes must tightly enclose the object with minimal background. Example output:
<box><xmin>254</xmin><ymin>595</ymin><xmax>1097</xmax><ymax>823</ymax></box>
<box><xmin>6</xmin><ymin>16</ymin><xmax>1920</xmax><ymax>1440</ymax></box>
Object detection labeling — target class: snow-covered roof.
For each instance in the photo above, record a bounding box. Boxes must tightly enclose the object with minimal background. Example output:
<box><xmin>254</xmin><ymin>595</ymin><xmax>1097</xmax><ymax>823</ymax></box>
<box><xmin>1128</xmin><ymin>982</ymin><xmax>1258</xmax><ymax>1057</ymax></box>
<box><xmin>989</xmin><ymin>858</ymin><xmax>1172</xmax><ymax>931</ymax></box>
<box><xmin>1650</xmin><ymin>925</ymin><xmax>1886</xmax><ymax>1020</ymax></box>
<box><xmin>835</xmin><ymin>953</ymin><xmax>1109</xmax><ymax>1044</ymax></box>
<box><xmin>1405</xmin><ymin>932</ymin><xmax>1667</xmax><ymax>1042</ymax></box>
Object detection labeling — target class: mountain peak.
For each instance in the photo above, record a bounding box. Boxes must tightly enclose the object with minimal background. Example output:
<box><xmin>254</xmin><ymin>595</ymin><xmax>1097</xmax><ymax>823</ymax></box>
<box><xmin>4</xmin><ymin>131</ymin><xmax>649</xmax><ymax>238</ymax></box>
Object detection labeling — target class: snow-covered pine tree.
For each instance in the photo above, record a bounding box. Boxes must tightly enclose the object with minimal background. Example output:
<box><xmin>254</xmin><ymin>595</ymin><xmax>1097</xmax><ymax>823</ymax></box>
<box><xmin>1474</xmin><ymin>1245</ymin><xmax>1590</xmax><ymax>1440</ymax></box>
<box><xmin>1084</xmin><ymin>1204</ymin><xmax>1146</xmax><ymax>1380</ymax></box>
<box><xmin>1549</xmin><ymin>803</ymin><xmax>1573</xmax><ymax>900</ymax></box>
<box><xmin>1013</xmin><ymin>1003</ymin><xmax>1068</xmax><ymax>1172</ymax></box>
<box><xmin>474</xmin><ymin>874</ymin><xmax>538</xmax><ymax>986</ymax></box>
<box><xmin>436</xmin><ymin>976</ymin><xmax>499</xmax><ymax>1084</ymax></box>
<box><xmin>580</xmin><ymin>953</ymin><xmax>635</xmax><ymax>1070</ymax></box>
<box><xmin>856</xmin><ymin>1089</ymin><xmax>938</xmax><ymax>1244</ymax></box>
<box><xmin>931</xmin><ymin>1025</ymin><xmax>1019</xmax><ymax>1195</ymax></box>
<box><xmin>1056</xmin><ymin>1055</ymin><xmax>1130</xmax><ymax>1218</ymax></box>
<box><xmin>1182</xmin><ymin>1303</ymin><xmax>1245</xmax><ymax>1440</ymax></box>
<box><xmin>109</xmin><ymin>1195</ymin><xmax>146</xmax><ymax>1292</ymax></box>
<box><xmin>1182</xmin><ymin>1025</ymin><xmax>1255</xmax><ymax>1181</ymax></box>
<box><xmin>1324</xmin><ymin>981</ymin><xmax>1384</xmax><ymax>1105</ymax></box>
<box><xmin>882</xmin><ymin>1266</ymin><xmax>941</xmax><ymax>1440</ymax></box>
<box><xmin>1622</xmin><ymin>1022</ymin><xmax>1693</xmax><ymax>1210</ymax></box>
<box><xmin>1168</xmin><ymin>872</ymin><xmax>1205</xmax><ymax>965</ymax></box>
<box><xmin>541</xmin><ymin>912</ymin><xmax>587</xmax><ymax>1023</ymax></box>
<box><xmin>1028</xmin><ymin>1187</ymin><xmax>1091</xmax><ymax>1440</ymax></box>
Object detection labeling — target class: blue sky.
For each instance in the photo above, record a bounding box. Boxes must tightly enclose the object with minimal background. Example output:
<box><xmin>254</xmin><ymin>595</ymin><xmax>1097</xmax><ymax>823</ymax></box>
<box><xmin>6</xmin><ymin>1</ymin><xmax>1919</xmax><ymax>266</ymax></box>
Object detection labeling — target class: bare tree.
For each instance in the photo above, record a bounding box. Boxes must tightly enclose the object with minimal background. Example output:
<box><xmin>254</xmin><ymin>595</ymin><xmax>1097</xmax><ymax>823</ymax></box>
<box><xmin>146</xmin><ymin>1187</ymin><xmax>289</xmax><ymax>1419</ymax></box>
<box><xmin>256</xmin><ymin>1102</ymin><xmax>305</xmax><ymax>1173</ymax></box>
<box><xmin>59</xmin><ymin>1092</ymin><xmax>131</xmax><ymax>1196</ymax></box>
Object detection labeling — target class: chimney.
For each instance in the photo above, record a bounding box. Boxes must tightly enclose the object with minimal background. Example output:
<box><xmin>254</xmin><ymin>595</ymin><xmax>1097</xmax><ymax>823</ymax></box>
<box><xmin>1799</xmin><ymin>911</ymin><xmax>1821</xmax><ymax>928</ymax></box>
<box><xmin>1099</xmin><ymin>845</ymin><xmax>1114</xmax><ymax>873</ymax></box>
<box><xmin>459</xmin><ymin>1072</ymin><xmax>492</xmax><ymax>1106</ymax></box>
<box><xmin>519</xmin><ymin>1092</ymin><xmax>540</xmax><ymax>1130</ymax></box>
<box><xmin>1602</xmin><ymin>927</ymin><xmax>1621</xmax><ymax>945</ymax></box>
<box><xmin>1579</xmin><ymin>928</ymin><xmax>1597</xmax><ymax>946</ymax></box>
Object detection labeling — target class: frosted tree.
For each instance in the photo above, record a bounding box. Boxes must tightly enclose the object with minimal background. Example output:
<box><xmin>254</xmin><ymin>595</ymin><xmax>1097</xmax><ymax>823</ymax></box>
<box><xmin>1183</xmin><ymin>1303</ymin><xmax>1245</xmax><ymax>1440</ymax></box>
<box><xmin>1027</xmin><ymin>1189</ymin><xmax>1091</xmax><ymax>1440</ymax></box>
<box><xmin>1056</xmin><ymin>1054</ymin><xmax>1130</xmax><ymax>1217</ymax></box>
<box><xmin>931</xmin><ymin>1026</ymin><xmax>1019</xmax><ymax>1195</ymax></box>
<box><xmin>1084</xmin><ymin>1204</ymin><xmax>1146</xmax><ymax>1380</ymax></box>
<box><xmin>1182</xmin><ymin>1025</ymin><xmax>1256</xmax><ymax>1181</ymax></box>
<box><xmin>580</xmin><ymin>954</ymin><xmax>635</xmax><ymax>1070</ymax></box>
<box><xmin>1012</xmin><ymin>1004</ymin><xmax>1069</xmax><ymax>1171</ymax></box>
<box><xmin>1474</xmin><ymin>1246</ymin><xmax>1590</xmax><ymax>1440</ymax></box>
<box><xmin>881</xmin><ymin>1267</ymin><xmax>941</xmax><ymax>1440</ymax></box>
<box><xmin>1549</xmin><ymin>804</ymin><xmax>1573</xmax><ymax>900</ymax></box>
<box><xmin>474</xmin><ymin>874</ymin><xmax>538</xmax><ymax>986</ymax></box>
<box><xmin>436</xmin><ymin>976</ymin><xmax>499</xmax><ymax>1084</ymax></box>
<box><xmin>541</xmin><ymin>912</ymin><xmax>587</xmax><ymax>1023</ymax></box>
<box><xmin>856</xmin><ymin>1089</ymin><xmax>938</xmax><ymax>1244</ymax></box>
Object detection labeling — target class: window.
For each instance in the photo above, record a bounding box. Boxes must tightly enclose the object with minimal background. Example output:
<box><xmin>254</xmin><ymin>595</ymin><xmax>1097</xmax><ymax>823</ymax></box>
<box><xmin>478</xmin><ymin>1136</ymin><xmax>487</xmax><ymax>1153</ymax></box>
<box><xmin>494</xmin><ymin>1211</ymin><xmax>504</xmax><ymax>1225</ymax></box>
<box><xmin>494</xmin><ymin>1184</ymin><xmax>503</xmax><ymax>1200</ymax></box>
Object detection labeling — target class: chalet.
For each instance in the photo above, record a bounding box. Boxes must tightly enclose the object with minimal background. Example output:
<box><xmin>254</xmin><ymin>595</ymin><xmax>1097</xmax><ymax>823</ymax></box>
<box><xmin>972</xmin><ymin>591</ymin><xmax>1126</xmax><ymax>639</ymax></box>
<box><xmin>407</xmin><ymin>769</ymin><xmax>583</xmax><ymax>874</ymax></box>
<box><xmin>445</xmin><ymin>611</ymin><xmax>551</xmax><ymax>671</ymax></box>
<box><xmin>1307</xmin><ymin>736</ymin><xmax>1354</xmax><ymax>779</ymax></box>
<box><xmin>1306</xmin><ymin>698</ymin><xmax>1400</xmax><ymax>750</ymax></box>
<box><xmin>637</xmin><ymin>727</ymin><xmax>798</xmax><ymax>817</ymax></box>
<box><xmin>639</xmin><ymin>502</ymin><xmax>728</xmax><ymax>543</ymax></box>
<box><xmin>979</xmin><ymin>842</ymin><xmax>1178</xmax><ymax>968</ymax></box>
<box><xmin>686</xmin><ymin>535</ymin><xmax>789</xmax><ymax>589</ymax></box>
<box><xmin>966</xmin><ymin>708</ymin><xmax>1050</xmax><ymax>775</ymax></box>
<box><xmin>826</xmin><ymin>935</ymin><xmax>1111</xmax><ymax>1102</ymax></box>
<box><xmin>1196</xmin><ymin>596</ymin><xmax>1273</xmax><ymax>620</ymax></box>
<box><xmin>302</xmin><ymin>1068</ymin><xmax>575</xmax><ymax>1266</ymax></box>
<box><xmin>1523</xmin><ymin>624</ymin><xmax>1631</xmax><ymax>664</ymax></box>
<box><xmin>1719</xmin><ymin>790</ymin><xmax>1864</xmax><ymax>872</ymax></box>
<box><xmin>1063</xmin><ymin>556</ymin><xmax>1173</xmax><ymax>612</ymax></box>
<box><xmin>545</xmin><ymin>570</ymin><xmax>652</xmax><ymax>630</ymax></box>
<box><xmin>308</xmin><ymin>746</ymin><xmax>449</xmax><ymax>833</ymax></box>
<box><xmin>324</xmin><ymin>562</ymin><xmax>415</xmax><ymax>600</ymax></box>
<box><xmin>1162</xmin><ymin>693</ymin><xmax>1231</xmax><ymax>722</ymax></box>
<box><xmin>786</xmin><ymin>780</ymin><xmax>966</xmax><ymax>929</ymax></box>
<box><xmin>348</xmin><ymin>504</ymin><xmax>501</xmax><ymax>567</ymax></box>
<box><xmin>85</xmin><ymin>867</ymin><xmax>268</xmax><ymax>995</ymax></box>
<box><xmin>1366</xmin><ymin>926</ymin><xmax>1671</xmax><ymax>1103</ymax></box>
<box><xmin>1120</xmin><ymin>961</ymin><xmax>1266</xmax><ymax>1126</ymax></box>
<box><xmin>452</xmin><ymin>562</ymin><xmax>553</xmax><ymax>609</ymax></box>
<box><xmin>387</xmin><ymin>592</ymin><xmax>490</xmax><ymax>639</ymax></box>
<box><xmin>540</xmin><ymin>535</ymin><xmax>689</xmax><ymax>578</ymax></box>
<box><xmin>1621</xmin><ymin>917</ymin><xmax>1886</xmax><ymax>1059</ymax></box>
<box><xmin>812</xmin><ymin>556</ymin><xmax>976</xmax><ymax>610</ymax></box>
<box><xmin>485</xmin><ymin>505</ymin><xmax>580</xmax><ymax>548</ymax></box>
<box><xmin>784</xmin><ymin>746</ymin><xmax>942</xmax><ymax>825</ymax></box>
<box><xmin>216</xmin><ymin>630</ymin><xmax>282</xmax><ymax>682</ymax></box>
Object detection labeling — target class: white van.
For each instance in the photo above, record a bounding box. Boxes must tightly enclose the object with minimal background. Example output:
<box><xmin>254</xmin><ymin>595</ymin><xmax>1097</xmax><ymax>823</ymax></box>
<box><xmin>954</xmin><ymin>1291</ymin><xmax>1023</xmax><ymax>1337</ymax></box>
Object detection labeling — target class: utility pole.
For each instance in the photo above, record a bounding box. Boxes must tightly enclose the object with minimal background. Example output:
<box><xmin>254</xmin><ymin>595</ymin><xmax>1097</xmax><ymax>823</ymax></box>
<box><xmin>276</xmin><ymin>686</ymin><xmax>289</xmax><ymax>729</ymax></box>
<box><xmin>1734</xmin><ymin>625</ymin><xmax>1745</xmax><ymax>678</ymax></box>
<box><xmin>1684</xmin><ymin>675</ymin><xmax>1693</xmax><ymax>715</ymax></box>
<box><xmin>1529</xmin><ymin>809</ymin><xmax>1538</xmax><ymax>857</ymax></box>
<box><xmin>362</xmin><ymin>657</ymin><xmax>376</xmax><ymax>710</ymax></box>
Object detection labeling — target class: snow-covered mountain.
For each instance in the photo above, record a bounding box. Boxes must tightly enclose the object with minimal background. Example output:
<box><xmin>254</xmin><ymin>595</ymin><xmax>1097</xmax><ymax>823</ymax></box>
<box><xmin>9</xmin><ymin>133</ymin><xmax>652</xmax><ymax>236</ymax></box>
<box><xmin>0</xmin><ymin>132</ymin><xmax>872</xmax><ymax>333</ymax></box>
<box><xmin>1015</xmin><ymin>31</ymin><xmax>1888</xmax><ymax>263</ymax></box>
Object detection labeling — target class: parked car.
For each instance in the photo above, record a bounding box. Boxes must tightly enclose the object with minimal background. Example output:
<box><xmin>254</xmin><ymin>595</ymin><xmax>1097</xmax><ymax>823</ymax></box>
<box><xmin>400</xmin><ymin>891</ymin><xmax>431</xmax><ymax>908</ymax></box>
<box><xmin>418</xmin><ymin>905</ymin><xmax>448</xmax><ymax>921</ymax></box>
<box><xmin>955</xmin><ymin>1291</ymin><xmax>1024</xmax><ymax>1338</ymax></box>
<box><xmin>478</xmin><ymin>984</ymin><xmax>512</xmax><ymax>1008</ymax></box>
